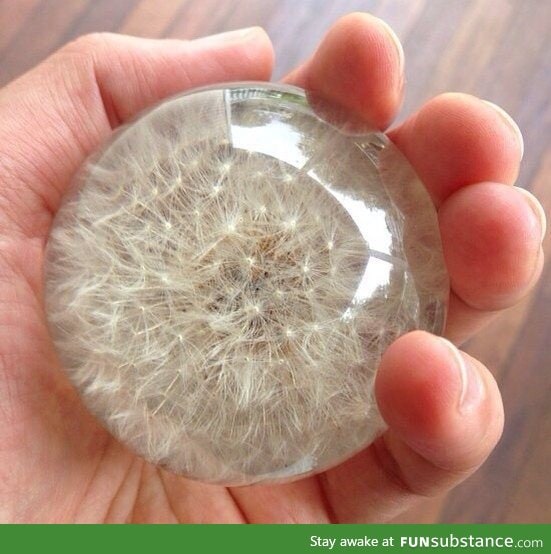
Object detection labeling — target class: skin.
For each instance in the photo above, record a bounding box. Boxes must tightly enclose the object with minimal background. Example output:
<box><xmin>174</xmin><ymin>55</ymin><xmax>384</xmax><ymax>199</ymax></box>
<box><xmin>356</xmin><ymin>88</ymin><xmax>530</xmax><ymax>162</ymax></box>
<box><xmin>0</xmin><ymin>13</ymin><xmax>545</xmax><ymax>523</ymax></box>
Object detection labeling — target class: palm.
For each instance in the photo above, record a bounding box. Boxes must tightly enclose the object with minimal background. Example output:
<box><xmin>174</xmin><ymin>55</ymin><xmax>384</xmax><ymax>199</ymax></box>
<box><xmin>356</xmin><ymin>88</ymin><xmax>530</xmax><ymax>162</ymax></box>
<box><xmin>0</xmin><ymin>17</ymin><xmax>542</xmax><ymax>523</ymax></box>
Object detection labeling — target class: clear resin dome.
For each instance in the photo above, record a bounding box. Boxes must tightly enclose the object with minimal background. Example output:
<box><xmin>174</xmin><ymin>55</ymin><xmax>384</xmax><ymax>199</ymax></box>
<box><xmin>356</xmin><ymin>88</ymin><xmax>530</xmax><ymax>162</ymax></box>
<box><xmin>44</xmin><ymin>82</ymin><xmax>449</xmax><ymax>485</ymax></box>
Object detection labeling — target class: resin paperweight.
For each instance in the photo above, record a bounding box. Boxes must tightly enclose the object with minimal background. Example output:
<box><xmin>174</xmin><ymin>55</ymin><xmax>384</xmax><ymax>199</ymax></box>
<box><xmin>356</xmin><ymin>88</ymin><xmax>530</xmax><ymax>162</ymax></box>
<box><xmin>44</xmin><ymin>82</ymin><xmax>449</xmax><ymax>485</ymax></box>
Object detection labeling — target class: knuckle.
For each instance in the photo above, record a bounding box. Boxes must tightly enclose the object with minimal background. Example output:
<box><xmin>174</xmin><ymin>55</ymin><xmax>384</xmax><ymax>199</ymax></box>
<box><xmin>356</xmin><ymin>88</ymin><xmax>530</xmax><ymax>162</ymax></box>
<box><xmin>60</xmin><ymin>32</ymin><xmax>117</xmax><ymax>57</ymax></box>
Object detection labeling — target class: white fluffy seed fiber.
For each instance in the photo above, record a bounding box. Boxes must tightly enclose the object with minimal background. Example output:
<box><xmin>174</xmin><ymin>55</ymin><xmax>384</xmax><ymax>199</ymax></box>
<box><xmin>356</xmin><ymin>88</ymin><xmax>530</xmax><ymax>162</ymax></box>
<box><xmin>44</xmin><ymin>85</ymin><xmax>448</xmax><ymax>485</ymax></box>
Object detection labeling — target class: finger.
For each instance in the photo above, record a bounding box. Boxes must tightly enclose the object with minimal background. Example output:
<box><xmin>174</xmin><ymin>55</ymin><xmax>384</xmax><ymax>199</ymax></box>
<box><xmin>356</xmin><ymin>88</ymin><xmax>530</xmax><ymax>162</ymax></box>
<box><xmin>388</xmin><ymin>93</ymin><xmax>524</xmax><ymax>206</ymax></box>
<box><xmin>60</xmin><ymin>30</ymin><xmax>274</xmax><ymax>126</ymax></box>
<box><xmin>317</xmin><ymin>331</ymin><xmax>504</xmax><ymax>523</ymax></box>
<box><xmin>283</xmin><ymin>12</ymin><xmax>404</xmax><ymax>129</ymax></box>
<box><xmin>0</xmin><ymin>29</ymin><xmax>274</xmax><ymax>239</ymax></box>
<box><xmin>388</xmin><ymin>94</ymin><xmax>538</xmax><ymax>341</ymax></box>
<box><xmin>439</xmin><ymin>183</ymin><xmax>545</xmax><ymax>341</ymax></box>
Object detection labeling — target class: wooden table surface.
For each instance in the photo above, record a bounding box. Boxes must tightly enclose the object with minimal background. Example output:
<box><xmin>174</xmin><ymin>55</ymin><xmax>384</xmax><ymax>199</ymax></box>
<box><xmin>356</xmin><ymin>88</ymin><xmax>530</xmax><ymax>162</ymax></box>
<box><xmin>1</xmin><ymin>0</ymin><xmax>549</xmax><ymax>523</ymax></box>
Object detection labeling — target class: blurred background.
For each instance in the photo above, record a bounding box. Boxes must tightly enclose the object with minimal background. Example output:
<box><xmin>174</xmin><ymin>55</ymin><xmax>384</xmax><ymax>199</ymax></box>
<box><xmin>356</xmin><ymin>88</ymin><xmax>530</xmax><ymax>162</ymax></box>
<box><xmin>0</xmin><ymin>0</ymin><xmax>549</xmax><ymax>523</ymax></box>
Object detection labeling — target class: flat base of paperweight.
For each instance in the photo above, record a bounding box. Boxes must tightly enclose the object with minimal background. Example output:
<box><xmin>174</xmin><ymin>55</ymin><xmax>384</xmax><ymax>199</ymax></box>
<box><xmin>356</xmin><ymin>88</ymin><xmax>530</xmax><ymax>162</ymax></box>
<box><xmin>44</xmin><ymin>82</ymin><xmax>449</xmax><ymax>485</ymax></box>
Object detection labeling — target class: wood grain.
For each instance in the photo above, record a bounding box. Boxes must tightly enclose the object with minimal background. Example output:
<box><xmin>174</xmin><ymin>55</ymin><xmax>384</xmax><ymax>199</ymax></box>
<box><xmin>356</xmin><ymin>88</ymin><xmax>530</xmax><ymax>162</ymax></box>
<box><xmin>0</xmin><ymin>0</ymin><xmax>549</xmax><ymax>523</ymax></box>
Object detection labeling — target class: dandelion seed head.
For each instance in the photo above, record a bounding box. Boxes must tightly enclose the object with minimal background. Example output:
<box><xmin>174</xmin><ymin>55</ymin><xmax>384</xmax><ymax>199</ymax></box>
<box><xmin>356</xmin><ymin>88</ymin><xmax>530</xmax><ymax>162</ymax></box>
<box><xmin>44</xmin><ymin>83</ymin><xmax>448</xmax><ymax>485</ymax></box>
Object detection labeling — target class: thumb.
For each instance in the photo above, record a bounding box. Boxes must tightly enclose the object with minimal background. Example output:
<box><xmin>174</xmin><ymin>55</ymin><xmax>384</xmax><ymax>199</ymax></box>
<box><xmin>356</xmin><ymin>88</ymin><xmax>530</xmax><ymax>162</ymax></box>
<box><xmin>0</xmin><ymin>29</ymin><xmax>274</xmax><ymax>239</ymax></box>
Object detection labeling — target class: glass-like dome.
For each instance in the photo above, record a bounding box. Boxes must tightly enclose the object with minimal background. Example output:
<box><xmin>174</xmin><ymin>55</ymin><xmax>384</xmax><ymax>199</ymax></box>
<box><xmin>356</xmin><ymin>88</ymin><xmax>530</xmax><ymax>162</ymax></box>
<box><xmin>44</xmin><ymin>82</ymin><xmax>449</xmax><ymax>485</ymax></box>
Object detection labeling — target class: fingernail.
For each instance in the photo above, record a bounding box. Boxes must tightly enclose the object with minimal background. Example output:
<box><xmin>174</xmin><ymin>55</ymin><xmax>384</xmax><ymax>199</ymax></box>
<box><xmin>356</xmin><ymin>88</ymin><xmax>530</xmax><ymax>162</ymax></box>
<box><xmin>516</xmin><ymin>187</ymin><xmax>547</xmax><ymax>244</ymax></box>
<box><xmin>439</xmin><ymin>338</ymin><xmax>484</xmax><ymax>414</ymax></box>
<box><xmin>483</xmin><ymin>100</ymin><xmax>524</xmax><ymax>160</ymax></box>
<box><xmin>378</xmin><ymin>19</ymin><xmax>404</xmax><ymax>76</ymax></box>
<box><xmin>194</xmin><ymin>27</ymin><xmax>259</xmax><ymax>46</ymax></box>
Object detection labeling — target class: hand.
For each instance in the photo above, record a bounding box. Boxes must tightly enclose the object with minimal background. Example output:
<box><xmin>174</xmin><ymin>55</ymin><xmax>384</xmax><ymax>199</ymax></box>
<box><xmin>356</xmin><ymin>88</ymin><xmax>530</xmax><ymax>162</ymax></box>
<box><xmin>0</xmin><ymin>13</ymin><xmax>544</xmax><ymax>523</ymax></box>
